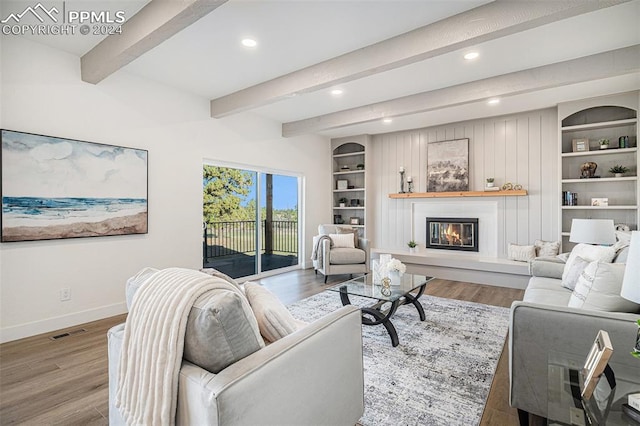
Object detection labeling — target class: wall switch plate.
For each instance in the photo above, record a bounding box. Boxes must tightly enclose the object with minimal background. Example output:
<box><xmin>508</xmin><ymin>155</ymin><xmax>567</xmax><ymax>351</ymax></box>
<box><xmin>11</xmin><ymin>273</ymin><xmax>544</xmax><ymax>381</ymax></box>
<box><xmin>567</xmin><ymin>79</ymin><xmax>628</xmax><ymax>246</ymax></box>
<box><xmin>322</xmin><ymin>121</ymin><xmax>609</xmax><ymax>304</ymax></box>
<box><xmin>60</xmin><ymin>288</ymin><xmax>71</xmax><ymax>301</ymax></box>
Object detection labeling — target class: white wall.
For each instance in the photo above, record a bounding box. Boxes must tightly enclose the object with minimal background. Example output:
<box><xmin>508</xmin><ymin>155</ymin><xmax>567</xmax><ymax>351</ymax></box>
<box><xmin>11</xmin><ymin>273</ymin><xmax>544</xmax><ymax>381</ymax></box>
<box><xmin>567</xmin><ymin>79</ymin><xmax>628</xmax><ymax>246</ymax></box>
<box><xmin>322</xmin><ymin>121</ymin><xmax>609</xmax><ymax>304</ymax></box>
<box><xmin>0</xmin><ymin>37</ymin><xmax>332</xmax><ymax>342</ymax></box>
<box><xmin>370</xmin><ymin>110</ymin><xmax>560</xmax><ymax>256</ymax></box>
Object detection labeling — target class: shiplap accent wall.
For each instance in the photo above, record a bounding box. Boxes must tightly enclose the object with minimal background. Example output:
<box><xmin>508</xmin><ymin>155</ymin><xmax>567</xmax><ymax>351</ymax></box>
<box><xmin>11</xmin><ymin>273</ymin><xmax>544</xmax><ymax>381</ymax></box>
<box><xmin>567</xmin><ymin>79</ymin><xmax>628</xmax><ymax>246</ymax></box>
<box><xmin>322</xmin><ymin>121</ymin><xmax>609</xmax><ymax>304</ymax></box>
<box><xmin>369</xmin><ymin>108</ymin><xmax>559</xmax><ymax>258</ymax></box>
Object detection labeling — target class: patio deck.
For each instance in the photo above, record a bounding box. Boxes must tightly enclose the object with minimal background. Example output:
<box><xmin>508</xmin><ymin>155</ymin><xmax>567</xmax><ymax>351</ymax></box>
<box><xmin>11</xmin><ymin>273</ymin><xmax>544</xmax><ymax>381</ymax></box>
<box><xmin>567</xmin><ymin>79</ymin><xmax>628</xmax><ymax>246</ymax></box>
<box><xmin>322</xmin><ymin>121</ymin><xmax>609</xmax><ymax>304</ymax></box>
<box><xmin>203</xmin><ymin>251</ymin><xmax>299</xmax><ymax>278</ymax></box>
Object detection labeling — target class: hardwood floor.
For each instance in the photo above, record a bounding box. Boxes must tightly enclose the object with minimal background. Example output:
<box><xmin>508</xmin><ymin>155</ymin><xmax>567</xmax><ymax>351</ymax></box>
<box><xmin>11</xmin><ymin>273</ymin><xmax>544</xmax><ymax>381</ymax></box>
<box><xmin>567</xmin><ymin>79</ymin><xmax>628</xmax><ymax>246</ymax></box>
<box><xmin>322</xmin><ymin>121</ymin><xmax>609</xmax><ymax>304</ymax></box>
<box><xmin>1</xmin><ymin>269</ymin><xmax>526</xmax><ymax>425</ymax></box>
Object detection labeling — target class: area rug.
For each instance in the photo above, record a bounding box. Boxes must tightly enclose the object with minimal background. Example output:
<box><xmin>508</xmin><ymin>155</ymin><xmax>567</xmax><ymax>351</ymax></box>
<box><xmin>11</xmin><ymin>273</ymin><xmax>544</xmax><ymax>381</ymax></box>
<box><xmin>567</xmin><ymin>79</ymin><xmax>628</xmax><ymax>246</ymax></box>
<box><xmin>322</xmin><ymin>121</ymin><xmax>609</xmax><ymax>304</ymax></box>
<box><xmin>287</xmin><ymin>291</ymin><xmax>510</xmax><ymax>426</ymax></box>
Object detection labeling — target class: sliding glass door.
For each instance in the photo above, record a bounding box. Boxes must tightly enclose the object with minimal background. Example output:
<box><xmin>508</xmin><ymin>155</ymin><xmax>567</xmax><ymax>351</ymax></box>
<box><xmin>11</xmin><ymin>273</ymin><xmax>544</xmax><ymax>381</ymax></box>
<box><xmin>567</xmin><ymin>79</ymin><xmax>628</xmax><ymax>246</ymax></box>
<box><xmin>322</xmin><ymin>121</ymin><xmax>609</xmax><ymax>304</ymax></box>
<box><xmin>203</xmin><ymin>164</ymin><xmax>300</xmax><ymax>279</ymax></box>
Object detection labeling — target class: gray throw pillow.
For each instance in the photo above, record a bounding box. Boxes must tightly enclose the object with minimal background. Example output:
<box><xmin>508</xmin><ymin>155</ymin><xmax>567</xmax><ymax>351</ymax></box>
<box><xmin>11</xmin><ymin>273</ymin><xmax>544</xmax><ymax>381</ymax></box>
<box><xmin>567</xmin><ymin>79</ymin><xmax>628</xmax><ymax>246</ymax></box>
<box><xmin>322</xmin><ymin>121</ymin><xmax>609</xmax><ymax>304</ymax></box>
<box><xmin>184</xmin><ymin>289</ymin><xmax>265</xmax><ymax>373</ymax></box>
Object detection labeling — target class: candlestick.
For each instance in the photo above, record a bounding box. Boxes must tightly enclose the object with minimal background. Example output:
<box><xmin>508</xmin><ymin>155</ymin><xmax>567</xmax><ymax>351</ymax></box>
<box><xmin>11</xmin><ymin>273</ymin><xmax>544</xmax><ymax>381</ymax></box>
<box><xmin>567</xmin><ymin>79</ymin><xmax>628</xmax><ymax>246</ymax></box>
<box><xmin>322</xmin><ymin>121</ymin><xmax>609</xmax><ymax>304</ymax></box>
<box><xmin>408</xmin><ymin>180</ymin><xmax>414</xmax><ymax>193</ymax></box>
<box><xmin>399</xmin><ymin>166</ymin><xmax>405</xmax><ymax>173</ymax></box>
<box><xmin>399</xmin><ymin>170</ymin><xmax>405</xmax><ymax>193</ymax></box>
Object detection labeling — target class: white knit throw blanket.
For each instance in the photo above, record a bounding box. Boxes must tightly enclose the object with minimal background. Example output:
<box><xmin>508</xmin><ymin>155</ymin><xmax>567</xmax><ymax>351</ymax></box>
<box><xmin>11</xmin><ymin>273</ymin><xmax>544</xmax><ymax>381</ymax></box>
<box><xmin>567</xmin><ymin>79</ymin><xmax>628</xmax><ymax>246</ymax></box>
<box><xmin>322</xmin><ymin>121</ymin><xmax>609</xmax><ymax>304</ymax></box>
<box><xmin>115</xmin><ymin>268</ymin><xmax>218</xmax><ymax>426</ymax></box>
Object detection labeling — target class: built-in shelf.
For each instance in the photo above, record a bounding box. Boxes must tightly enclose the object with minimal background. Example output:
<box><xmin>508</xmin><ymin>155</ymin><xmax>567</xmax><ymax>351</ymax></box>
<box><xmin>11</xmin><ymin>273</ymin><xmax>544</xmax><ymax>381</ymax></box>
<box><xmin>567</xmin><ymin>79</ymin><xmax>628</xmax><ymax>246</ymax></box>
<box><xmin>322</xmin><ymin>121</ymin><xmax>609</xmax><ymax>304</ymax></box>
<box><xmin>334</xmin><ymin>188</ymin><xmax>365</xmax><ymax>193</ymax></box>
<box><xmin>333</xmin><ymin>170</ymin><xmax>365</xmax><ymax>175</ymax></box>
<box><xmin>332</xmin><ymin>152</ymin><xmax>364</xmax><ymax>159</ymax></box>
<box><xmin>562</xmin><ymin>176</ymin><xmax>637</xmax><ymax>183</ymax></box>
<box><xmin>388</xmin><ymin>190</ymin><xmax>527</xmax><ymax>199</ymax></box>
<box><xmin>333</xmin><ymin>206</ymin><xmax>365</xmax><ymax>210</ymax></box>
<box><xmin>561</xmin><ymin>147</ymin><xmax>637</xmax><ymax>157</ymax></box>
<box><xmin>561</xmin><ymin>205</ymin><xmax>637</xmax><ymax>210</ymax></box>
<box><xmin>561</xmin><ymin>118</ymin><xmax>637</xmax><ymax>132</ymax></box>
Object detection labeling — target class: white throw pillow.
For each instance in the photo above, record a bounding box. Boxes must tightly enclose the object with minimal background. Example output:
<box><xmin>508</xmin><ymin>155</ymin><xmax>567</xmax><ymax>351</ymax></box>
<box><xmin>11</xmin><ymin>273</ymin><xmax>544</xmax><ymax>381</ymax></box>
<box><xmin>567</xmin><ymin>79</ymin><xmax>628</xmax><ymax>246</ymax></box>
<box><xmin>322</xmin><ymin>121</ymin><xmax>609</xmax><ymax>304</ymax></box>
<box><xmin>329</xmin><ymin>233</ymin><xmax>355</xmax><ymax>248</ymax></box>
<box><xmin>568</xmin><ymin>261</ymin><xmax>640</xmax><ymax>312</ymax></box>
<box><xmin>244</xmin><ymin>282</ymin><xmax>308</xmax><ymax>343</ymax></box>
<box><xmin>508</xmin><ymin>244</ymin><xmax>536</xmax><ymax>262</ymax></box>
<box><xmin>562</xmin><ymin>244</ymin><xmax>616</xmax><ymax>283</ymax></box>
<box><xmin>534</xmin><ymin>239</ymin><xmax>560</xmax><ymax>257</ymax></box>
<box><xmin>561</xmin><ymin>256</ymin><xmax>589</xmax><ymax>291</ymax></box>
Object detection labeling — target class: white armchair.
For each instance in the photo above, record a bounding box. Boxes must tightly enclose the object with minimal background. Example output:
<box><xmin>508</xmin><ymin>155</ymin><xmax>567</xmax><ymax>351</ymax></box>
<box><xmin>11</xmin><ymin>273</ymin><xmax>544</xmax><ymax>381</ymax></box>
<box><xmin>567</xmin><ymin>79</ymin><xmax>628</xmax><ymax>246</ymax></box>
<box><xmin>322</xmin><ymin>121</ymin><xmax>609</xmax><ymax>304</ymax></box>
<box><xmin>312</xmin><ymin>224</ymin><xmax>370</xmax><ymax>283</ymax></box>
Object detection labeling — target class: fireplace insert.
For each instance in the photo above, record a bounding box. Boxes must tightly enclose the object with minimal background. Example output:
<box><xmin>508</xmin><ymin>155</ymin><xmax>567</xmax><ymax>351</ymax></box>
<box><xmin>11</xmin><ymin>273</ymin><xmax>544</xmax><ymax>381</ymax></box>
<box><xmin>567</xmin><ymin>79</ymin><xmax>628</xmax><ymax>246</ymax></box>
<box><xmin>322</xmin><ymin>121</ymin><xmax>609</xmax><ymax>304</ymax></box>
<box><xmin>426</xmin><ymin>217</ymin><xmax>479</xmax><ymax>252</ymax></box>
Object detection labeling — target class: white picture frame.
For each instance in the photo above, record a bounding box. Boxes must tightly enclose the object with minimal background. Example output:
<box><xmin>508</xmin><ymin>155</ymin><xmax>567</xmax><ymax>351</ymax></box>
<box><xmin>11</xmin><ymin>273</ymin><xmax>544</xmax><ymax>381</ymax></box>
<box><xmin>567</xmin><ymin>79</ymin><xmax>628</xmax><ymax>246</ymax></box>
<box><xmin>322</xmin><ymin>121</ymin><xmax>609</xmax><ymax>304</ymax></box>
<box><xmin>581</xmin><ymin>330</ymin><xmax>613</xmax><ymax>399</ymax></box>
<box><xmin>336</xmin><ymin>180</ymin><xmax>348</xmax><ymax>190</ymax></box>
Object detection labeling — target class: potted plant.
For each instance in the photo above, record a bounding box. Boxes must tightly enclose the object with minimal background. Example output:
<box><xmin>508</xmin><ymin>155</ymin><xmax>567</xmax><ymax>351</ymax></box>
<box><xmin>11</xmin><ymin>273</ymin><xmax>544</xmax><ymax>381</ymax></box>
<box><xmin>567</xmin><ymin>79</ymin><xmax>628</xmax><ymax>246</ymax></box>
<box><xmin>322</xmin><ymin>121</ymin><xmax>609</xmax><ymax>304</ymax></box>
<box><xmin>407</xmin><ymin>240</ymin><xmax>418</xmax><ymax>253</ymax></box>
<box><xmin>599</xmin><ymin>139</ymin><xmax>610</xmax><ymax>149</ymax></box>
<box><xmin>486</xmin><ymin>177</ymin><xmax>495</xmax><ymax>188</ymax></box>
<box><xmin>609</xmin><ymin>165</ymin><xmax>629</xmax><ymax>178</ymax></box>
<box><xmin>338</xmin><ymin>197</ymin><xmax>348</xmax><ymax>207</ymax></box>
<box><xmin>356</xmin><ymin>163</ymin><xmax>365</xmax><ymax>170</ymax></box>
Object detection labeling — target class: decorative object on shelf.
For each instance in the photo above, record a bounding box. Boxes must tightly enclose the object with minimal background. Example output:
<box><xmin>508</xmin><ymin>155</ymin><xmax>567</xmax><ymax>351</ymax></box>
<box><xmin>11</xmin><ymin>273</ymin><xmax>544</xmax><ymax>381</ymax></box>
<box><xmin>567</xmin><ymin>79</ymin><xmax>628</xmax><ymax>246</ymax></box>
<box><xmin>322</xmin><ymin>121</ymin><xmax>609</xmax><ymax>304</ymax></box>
<box><xmin>591</xmin><ymin>198</ymin><xmax>608</xmax><ymax>207</ymax></box>
<box><xmin>336</xmin><ymin>180</ymin><xmax>348</xmax><ymax>190</ymax></box>
<box><xmin>407</xmin><ymin>240</ymin><xmax>417</xmax><ymax>253</ymax></box>
<box><xmin>513</xmin><ymin>184</ymin><xmax>523</xmax><ymax>190</ymax></box>
<box><xmin>338</xmin><ymin>197</ymin><xmax>347</xmax><ymax>207</ymax></box>
<box><xmin>609</xmin><ymin>164</ymin><xmax>629</xmax><ymax>178</ymax></box>
<box><xmin>333</xmin><ymin>214</ymin><xmax>343</xmax><ymax>224</ymax></box>
<box><xmin>580</xmin><ymin>161</ymin><xmax>598</xmax><ymax>179</ymax></box>
<box><xmin>340</xmin><ymin>165</ymin><xmax>350</xmax><ymax>171</ymax></box>
<box><xmin>380</xmin><ymin>277</ymin><xmax>391</xmax><ymax>296</ymax></box>
<box><xmin>615</xmin><ymin>223</ymin><xmax>630</xmax><ymax>232</ymax></box>
<box><xmin>0</xmin><ymin>130</ymin><xmax>148</xmax><ymax>242</ymax></box>
<box><xmin>598</xmin><ymin>138</ymin><xmax>610</xmax><ymax>149</ymax></box>
<box><xmin>407</xmin><ymin>176</ymin><xmax>414</xmax><ymax>193</ymax></box>
<box><xmin>572</xmin><ymin>138</ymin><xmax>590</xmax><ymax>152</ymax></box>
<box><xmin>485</xmin><ymin>177</ymin><xmax>494</xmax><ymax>188</ymax></box>
<box><xmin>349</xmin><ymin>217</ymin><xmax>360</xmax><ymax>225</ymax></box>
<box><xmin>399</xmin><ymin>166</ymin><xmax>406</xmax><ymax>193</ymax></box>
<box><xmin>427</xmin><ymin>138</ymin><xmax>469</xmax><ymax>192</ymax></box>
<box><xmin>356</xmin><ymin>163</ymin><xmax>364</xmax><ymax>170</ymax></box>
<box><xmin>563</xmin><ymin>191</ymin><xmax>578</xmax><ymax>206</ymax></box>
<box><xmin>618</xmin><ymin>136</ymin><xmax>629</xmax><ymax>148</ymax></box>
<box><xmin>501</xmin><ymin>182</ymin><xmax>513</xmax><ymax>190</ymax></box>
<box><xmin>350</xmin><ymin>198</ymin><xmax>359</xmax><ymax>207</ymax></box>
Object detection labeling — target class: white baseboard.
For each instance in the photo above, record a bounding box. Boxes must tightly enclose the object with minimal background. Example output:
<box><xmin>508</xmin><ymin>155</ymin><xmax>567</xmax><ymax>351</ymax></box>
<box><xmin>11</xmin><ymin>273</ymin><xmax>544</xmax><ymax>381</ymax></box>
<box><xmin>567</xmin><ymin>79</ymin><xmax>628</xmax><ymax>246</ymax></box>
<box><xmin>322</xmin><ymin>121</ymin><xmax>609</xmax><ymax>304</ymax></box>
<box><xmin>0</xmin><ymin>302</ymin><xmax>128</xmax><ymax>344</ymax></box>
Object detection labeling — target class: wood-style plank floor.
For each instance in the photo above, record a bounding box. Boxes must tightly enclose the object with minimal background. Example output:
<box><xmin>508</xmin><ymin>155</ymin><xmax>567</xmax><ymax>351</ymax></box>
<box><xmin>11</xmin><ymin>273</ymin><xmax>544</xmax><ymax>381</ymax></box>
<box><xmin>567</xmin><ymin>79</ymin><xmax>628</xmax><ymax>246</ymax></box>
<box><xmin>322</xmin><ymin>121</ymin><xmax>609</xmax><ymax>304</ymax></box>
<box><xmin>1</xmin><ymin>269</ymin><xmax>530</xmax><ymax>425</ymax></box>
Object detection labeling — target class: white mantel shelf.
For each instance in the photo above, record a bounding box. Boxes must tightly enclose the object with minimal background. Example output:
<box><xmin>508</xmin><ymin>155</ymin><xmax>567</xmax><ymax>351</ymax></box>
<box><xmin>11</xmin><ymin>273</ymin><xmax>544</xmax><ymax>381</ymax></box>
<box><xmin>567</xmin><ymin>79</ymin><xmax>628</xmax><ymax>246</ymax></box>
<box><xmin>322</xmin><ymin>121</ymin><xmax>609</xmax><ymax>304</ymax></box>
<box><xmin>388</xmin><ymin>190</ymin><xmax>527</xmax><ymax>199</ymax></box>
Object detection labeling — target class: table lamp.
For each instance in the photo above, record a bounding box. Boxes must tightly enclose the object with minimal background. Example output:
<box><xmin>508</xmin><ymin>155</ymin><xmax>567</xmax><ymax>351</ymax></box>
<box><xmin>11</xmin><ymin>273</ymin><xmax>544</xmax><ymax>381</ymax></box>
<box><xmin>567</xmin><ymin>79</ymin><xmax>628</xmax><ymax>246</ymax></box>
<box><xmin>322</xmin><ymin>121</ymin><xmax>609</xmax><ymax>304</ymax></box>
<box><xmin>569</xmin><ymin>219</ymin><xmax>616</xmax><ymax>245</ymax></box>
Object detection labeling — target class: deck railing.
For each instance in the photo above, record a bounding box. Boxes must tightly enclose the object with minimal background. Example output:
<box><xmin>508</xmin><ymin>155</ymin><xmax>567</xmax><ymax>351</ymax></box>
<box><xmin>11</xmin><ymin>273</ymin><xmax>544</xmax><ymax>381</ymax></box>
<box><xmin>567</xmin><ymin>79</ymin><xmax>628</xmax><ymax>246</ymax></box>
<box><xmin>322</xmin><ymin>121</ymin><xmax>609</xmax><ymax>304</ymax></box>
<box><xmin>203</xmin><ymin>220</ymin><xmax>298</xmax><ymax>260</ymax></box>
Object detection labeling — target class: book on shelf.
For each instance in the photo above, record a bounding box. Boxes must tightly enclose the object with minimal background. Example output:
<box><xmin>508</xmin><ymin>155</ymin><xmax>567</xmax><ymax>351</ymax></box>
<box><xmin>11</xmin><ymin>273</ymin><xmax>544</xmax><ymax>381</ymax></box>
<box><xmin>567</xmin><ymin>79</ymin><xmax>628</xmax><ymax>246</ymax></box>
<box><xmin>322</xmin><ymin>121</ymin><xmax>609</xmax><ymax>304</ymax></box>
<box><xmin>484</xmin><ymin>186</ymin><xmax>500</xmax><ymax>192</ymax></box>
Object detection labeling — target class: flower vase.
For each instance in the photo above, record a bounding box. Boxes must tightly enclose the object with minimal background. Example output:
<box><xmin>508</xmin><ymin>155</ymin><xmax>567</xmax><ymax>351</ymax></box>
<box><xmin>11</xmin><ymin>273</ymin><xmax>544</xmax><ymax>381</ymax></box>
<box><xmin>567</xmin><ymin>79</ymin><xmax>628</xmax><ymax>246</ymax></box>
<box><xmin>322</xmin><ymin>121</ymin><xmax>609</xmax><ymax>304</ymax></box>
<box><xmin>389</xmin><ymin>270</ymin><xmax>401</xmax><ymax>286</ymax></box>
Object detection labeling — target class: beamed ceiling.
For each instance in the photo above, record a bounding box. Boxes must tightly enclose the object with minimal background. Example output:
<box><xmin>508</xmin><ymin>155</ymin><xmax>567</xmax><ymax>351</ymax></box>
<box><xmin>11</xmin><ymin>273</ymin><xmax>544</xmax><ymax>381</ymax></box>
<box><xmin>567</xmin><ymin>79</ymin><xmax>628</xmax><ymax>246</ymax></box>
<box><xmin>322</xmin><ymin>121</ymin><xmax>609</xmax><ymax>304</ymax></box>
<box><xmin>13</xmin><ymin>0</ymin><xmax>640</xmax><ymax>138</ymax></box>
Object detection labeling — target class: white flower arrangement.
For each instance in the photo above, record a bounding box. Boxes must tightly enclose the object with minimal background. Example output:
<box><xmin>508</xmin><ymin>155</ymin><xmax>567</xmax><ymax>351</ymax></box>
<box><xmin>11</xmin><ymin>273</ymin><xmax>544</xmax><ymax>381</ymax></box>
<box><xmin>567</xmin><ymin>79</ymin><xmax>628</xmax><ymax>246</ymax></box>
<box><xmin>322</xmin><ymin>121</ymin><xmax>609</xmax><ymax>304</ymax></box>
<box><xmin>384</xmin><ymin>258</ymin><xmax>406</xmax><ymax>276</ymax></box>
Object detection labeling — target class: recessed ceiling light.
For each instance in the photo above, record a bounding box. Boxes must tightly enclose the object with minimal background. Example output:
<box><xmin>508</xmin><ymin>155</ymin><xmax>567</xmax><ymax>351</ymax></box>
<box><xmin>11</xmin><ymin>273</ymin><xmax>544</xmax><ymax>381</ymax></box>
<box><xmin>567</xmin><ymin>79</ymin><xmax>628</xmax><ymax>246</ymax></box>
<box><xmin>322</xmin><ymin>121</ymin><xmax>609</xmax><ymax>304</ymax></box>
<box><xmin>383</xmin><ymin>118</ymin><xmax>393</xmax><ymax>124</ymax></box>
<box><xmin>241</xmin><ymin>38</ymin><xmax>257</xmax><ymax>48</ymax></box>
<box><xmin>464</xmin><ymin>51</ymin><xmax>479</xmax><ymax>60</ymax></box>
<box><xmin>487</xmin><ymin>98</ymin><xmax>500</xmax><ymax>105</ymax></box>
<box><xmin>330</xmin><ymin>89</ymin><xmax>343</xmax><ymax>96</ymax></box>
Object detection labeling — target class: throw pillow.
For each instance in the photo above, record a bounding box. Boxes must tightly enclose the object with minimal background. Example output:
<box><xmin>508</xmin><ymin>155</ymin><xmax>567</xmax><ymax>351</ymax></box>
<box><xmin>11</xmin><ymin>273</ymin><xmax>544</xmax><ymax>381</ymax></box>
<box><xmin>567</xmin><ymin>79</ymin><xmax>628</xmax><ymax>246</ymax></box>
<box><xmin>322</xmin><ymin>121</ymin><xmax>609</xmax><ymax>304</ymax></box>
<box><xmin>508</xmin><ymin>244</ymin><xmax>536</xmax><ymax>262</ymax></box>
<box><xmin>337</xmin><ymin>226</ymin><xmax>359</xmax><ymax>248</ymax></box>
<box><xmin>561</xmin><ymin>256</ymin><xmax>590</xmax><ymax>290</ymax></box>
<box><xmin>561</xmin><ymin>243</ymin><xmax>616</xmax><ymax>283</ymax></box>
<box><xmin>184</xmin><ymin>289</ymin><xmax>265</xmax><ymax>373</ymax></box>
<box><xmin>329</xmin><ymin>233</ymin><xmax>355</xmax><ymax>249</ymax></box>
<box><xmin>568</xmin><ymin>261</ymin><xmax>640</xmax><ymax>312</ymax></box>
<box><xmin>534</xmin><ymin>239</ymin><xmax>560</xmax><ymax>257</ymax></box>
<box><xmin>556</xmin><ymin>252</ymin><xmax>570</xmax><ymax>262</ymax></box>
<box><xmin>244</xmin><ymin>282</ymin><xmax>308</xmax><ymax>343</ymax></box>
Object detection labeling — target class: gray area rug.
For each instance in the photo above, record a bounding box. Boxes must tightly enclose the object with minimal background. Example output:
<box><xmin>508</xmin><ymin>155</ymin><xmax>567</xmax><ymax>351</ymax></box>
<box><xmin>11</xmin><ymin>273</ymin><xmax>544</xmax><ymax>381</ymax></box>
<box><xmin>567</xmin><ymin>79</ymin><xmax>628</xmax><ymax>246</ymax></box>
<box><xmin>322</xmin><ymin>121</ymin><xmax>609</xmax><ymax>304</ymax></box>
<box><xmin>287</xmin><ymin>291</ymin><xmax>510</xmax><ymax>426</ymax></box>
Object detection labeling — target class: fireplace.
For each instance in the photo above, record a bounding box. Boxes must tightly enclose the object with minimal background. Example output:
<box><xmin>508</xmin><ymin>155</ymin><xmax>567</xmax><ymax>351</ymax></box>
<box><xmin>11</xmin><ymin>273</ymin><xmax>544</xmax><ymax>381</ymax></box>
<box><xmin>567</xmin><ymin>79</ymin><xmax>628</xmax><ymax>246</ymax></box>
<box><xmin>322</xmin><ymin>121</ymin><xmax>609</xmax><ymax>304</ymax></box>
<box><xmin>426</xmin><ymin>217</ymin><xmax>479</xmax><ymax>252</ymax></box>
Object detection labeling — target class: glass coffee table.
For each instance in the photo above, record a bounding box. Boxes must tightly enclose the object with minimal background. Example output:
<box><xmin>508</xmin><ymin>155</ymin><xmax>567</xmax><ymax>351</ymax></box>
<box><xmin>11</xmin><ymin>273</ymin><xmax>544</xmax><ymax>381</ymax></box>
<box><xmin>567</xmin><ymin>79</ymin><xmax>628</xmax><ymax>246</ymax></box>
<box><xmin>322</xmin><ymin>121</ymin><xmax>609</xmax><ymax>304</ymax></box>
<box><xmin>328</xmin><ymin>273</ymin><xmax>434</xmax><ymax>347</ymax></box>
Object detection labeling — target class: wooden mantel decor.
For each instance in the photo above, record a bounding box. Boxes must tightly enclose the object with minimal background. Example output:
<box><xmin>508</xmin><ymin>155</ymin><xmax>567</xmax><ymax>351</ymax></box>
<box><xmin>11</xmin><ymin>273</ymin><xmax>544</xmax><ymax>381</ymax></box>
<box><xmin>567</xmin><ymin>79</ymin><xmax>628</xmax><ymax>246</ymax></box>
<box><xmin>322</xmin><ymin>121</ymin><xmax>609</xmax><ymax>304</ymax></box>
<box><xmin>388</xmin><ymin>190</ymin><xmax>527</xmax><ymax>199</ymax></box>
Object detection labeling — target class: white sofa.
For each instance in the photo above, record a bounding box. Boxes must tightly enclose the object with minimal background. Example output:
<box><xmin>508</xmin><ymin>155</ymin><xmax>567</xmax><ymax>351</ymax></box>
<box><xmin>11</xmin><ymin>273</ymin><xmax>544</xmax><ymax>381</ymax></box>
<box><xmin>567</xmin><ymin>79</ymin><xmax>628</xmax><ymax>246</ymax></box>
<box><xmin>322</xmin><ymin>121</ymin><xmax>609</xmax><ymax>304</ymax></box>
<box><xmin>108</xmin><ymin>270</ymin><xmax>365</xmax><ymax>425</ymax></box>
<box><xmin>509</xmin><ymin>246</ymin><xmax>639</xmax><ymax>424</ymax></box>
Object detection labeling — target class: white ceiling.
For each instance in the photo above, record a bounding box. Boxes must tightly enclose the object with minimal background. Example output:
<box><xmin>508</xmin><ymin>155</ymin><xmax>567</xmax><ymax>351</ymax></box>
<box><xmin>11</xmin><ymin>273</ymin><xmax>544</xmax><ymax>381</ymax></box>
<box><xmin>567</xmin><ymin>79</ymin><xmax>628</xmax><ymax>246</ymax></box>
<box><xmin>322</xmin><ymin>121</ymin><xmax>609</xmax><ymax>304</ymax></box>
<box><xmin>8</xmin><ymin>0</ymin><xmax>640</xmax><ymax>138</ymax></box>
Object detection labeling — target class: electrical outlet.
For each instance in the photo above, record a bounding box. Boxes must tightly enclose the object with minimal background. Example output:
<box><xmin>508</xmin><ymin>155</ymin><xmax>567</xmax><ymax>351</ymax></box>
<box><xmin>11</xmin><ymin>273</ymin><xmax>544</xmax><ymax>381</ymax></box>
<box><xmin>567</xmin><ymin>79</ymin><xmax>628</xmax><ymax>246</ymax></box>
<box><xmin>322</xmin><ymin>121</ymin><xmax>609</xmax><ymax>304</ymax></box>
<box><xmin>60</xmin><ymin>288</ymin><xmax>71</xmax><ymax>301</ymax></box>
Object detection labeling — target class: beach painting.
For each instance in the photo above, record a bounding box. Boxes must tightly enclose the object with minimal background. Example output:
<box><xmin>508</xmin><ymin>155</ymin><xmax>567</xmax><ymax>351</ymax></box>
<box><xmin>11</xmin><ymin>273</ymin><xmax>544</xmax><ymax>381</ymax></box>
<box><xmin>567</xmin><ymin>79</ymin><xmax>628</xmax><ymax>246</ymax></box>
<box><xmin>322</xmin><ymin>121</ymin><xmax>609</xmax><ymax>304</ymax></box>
<box><xmin>1</xmin><ymin>130</ymin><xmax>148</xmax><ymax>242</ymax></box>
<box><xmin>427</xmin><ymin>138</ymin><xmax>469</xmax><ymax>192</ymax></box>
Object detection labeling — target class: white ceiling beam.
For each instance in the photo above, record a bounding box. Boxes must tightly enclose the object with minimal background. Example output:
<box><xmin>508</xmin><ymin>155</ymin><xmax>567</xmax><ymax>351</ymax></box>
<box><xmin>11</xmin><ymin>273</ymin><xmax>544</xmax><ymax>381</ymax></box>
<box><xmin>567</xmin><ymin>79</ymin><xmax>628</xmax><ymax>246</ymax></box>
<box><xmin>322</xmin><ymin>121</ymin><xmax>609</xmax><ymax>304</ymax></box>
<box><xmin>210</xmin><ymin>0</ymin><xmax>629</xmax><ymax>118</ymax></box>
<box><xmin>81</xmin><ymin>0</ymin><xmax>228</xmax><ymax>84</ymax></box>
<box><xmin>282</xmin><ymin>45</ymin><xmax>640</xmax><ymax>137</ymax></box>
